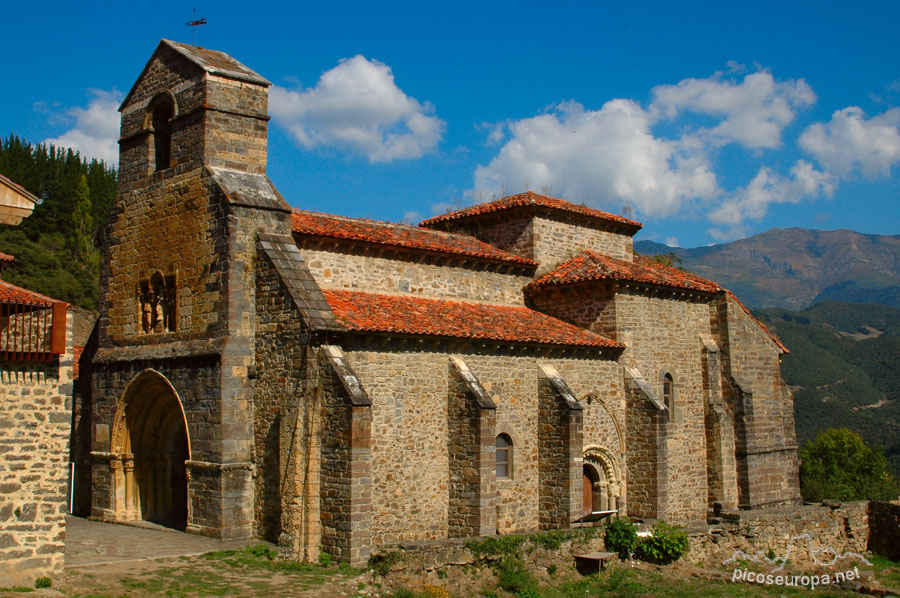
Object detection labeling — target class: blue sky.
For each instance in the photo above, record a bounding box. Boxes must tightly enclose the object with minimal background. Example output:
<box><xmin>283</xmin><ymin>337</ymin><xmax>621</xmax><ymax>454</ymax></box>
<box><xmin>3</xmin><ymin>1</ymin><xmax>899</xmax><ymax>247</ymax></box>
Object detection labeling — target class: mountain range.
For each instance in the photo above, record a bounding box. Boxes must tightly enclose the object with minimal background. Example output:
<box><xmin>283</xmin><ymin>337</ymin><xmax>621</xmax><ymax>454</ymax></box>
<box><xmin>635</xmin><ymin>228</ymin><xmax>900</xmax><ymax>310</ymax></box>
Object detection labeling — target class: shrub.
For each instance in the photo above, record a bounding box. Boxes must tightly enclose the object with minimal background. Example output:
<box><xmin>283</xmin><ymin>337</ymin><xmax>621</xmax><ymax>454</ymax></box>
<box><xmin>495</xmin><ymin>556</ymin><xmax>537</xmax><ymax>595</ymax></box>
<box><xmin>35</xmin><ymin>576</ymin><xmax>52</xmax><ymax>588</ymax></box>
<box><xmin>318</xmin><ymin>551</ymin><xmax>333</xmax><ymax>567</ymax></box>
<box><xmin>634</xmin><ymin>522</ymin><xmax>689</xmax><ymax>565</ymax></box>
<box><xmin>604</xmin><ymin>518</ymin><xmax>638</xmax><ymax>559</ymax></box>
<box><xmin>368</xmin><ymin>551</ymin><xmax>405</xmax><ymax>576</ymax></box>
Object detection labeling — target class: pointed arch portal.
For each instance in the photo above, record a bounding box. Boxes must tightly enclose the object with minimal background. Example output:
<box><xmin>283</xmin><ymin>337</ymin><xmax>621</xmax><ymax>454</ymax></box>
<box><xmin>111</xmin><ymin>370</ymin><xmax>190</xmax><ymax>530</ymax></box>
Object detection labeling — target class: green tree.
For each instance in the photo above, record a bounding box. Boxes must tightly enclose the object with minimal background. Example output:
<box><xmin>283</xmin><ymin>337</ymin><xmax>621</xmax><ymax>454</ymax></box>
<box><xmin>70</xmin><ymin>175</ymin><xmax>93</xmax><ymax>262</ymax></box>
<box><xmin>649</xmin><ymin>252</ymin><xmax>682</xmax><ymax>269</ymax></box>
<box><xmin>800</xmin><ymin>428</ymin><xmax>900</xmax><ymax>502</ymax></box>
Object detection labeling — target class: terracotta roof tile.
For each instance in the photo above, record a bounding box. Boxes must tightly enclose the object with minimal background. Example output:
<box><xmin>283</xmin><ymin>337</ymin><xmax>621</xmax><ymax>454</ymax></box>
<box><xmin>0</xmin><ymin>280</ymin><xmax>60</xmax><ymax>307</ymax></box>
<box><xmin>292</xmin><ymin>210</ymin><xmax>537</xmax><ymax>267</ymax></box>
<box><xmin>527</xmin><ymin>251</ymin><xmax>721</xmax><ymax>294</ymax></box>
<box><xmin>0</xmin><ymin>252</ymin><xmax>14</xmax><ymax>264</ymax></box>
<box><xmin>419</xmin><ymin>191</ymin><xmax>642</xmax><ymax>231</ymax></box>
<box><xmin>323</xmin><ymin>290</ymin><xmax>622</xmax><ymax>349</ymax></box>
<box><xmin>527</xmin><ymin>251</ymin><xmax>788</xmax><ymax>353</ymax></box>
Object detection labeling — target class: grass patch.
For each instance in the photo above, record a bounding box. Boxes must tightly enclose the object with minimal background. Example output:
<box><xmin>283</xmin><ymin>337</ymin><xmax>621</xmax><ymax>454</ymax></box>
<box><xmin>869</xmin><ymin>553</ymin><xmax>900</xmax><ymax>587</ymax></box>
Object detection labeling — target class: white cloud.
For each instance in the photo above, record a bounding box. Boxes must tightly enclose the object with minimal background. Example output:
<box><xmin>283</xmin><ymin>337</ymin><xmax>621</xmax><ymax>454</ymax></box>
<box><xmin>44</xmin><ymin>89</ymin><xmax>121</xmax><ymax>165</ymax></box>
<box><xmin>707</xmin><ymin>160</ymin><xmax>836</xmax><ymax>240</ymax></box>
<box><xmin>474</xmin><ymin>99</ymin><xmax>719</xmax><ymax>218</ymax></box>
<box><xmin>473</xmin><ymin>65</ymin><xmax>833</xmax><ymax>240</ymax></box>
<box><xmin>650</xmin><ymin>70</ymin><xmax>816</xmax><ymax>149</ymax></box>
<box><xmin>665</xmin><ymin>237</ymin><xmax>680</xmax><ymax>247</ymax></box>
<box><xmin>270</xmin><ymin>56</ymin><xmax>444</xmax><ymax>163</ymax></box>
<box><xmin>799</xmin><ymin>106</ymin><xmax>900</xmax><ymax>179</ymax></box>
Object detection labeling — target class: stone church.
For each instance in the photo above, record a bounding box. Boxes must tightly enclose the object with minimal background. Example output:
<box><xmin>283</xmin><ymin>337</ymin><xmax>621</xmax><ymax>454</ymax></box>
<box><xmin>82</xmin><ymin>39</ymin><xmax>800</xmax><ymax>566</ymax></box>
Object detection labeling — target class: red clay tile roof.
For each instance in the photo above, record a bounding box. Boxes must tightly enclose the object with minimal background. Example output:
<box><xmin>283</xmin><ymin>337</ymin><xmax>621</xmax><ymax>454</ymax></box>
<box><xmin>527</xmin><ymin>251</ymin><xmax>721</xmax><ymax>294</ymax></box>
<box><xmin>292</xmin><ymin>210</ymin><xmax>537</xmax><ymax>267</ymax></box>
<box><xmin>527</xmin><ymin>251</ymin><xmax>788</xmax><ymax>353</ymax></box>
<box><xmin>0</xmin><ymin>280</ymin><xmax>60</xmax><ymax>307</ymax></box>
<box><xmin>323</xmin><ymin>290</ymin><xmax>622</xmax><ymax>349</ymax></box>
<box><xmin>0</xmin><ymin>252</ymin><xmax>14</xmax><ymax>264</ymax></box>
<box><xmin>419</xmin><ymin>191</ymin><xmax>642</xmax><ymax>231</ymax></box>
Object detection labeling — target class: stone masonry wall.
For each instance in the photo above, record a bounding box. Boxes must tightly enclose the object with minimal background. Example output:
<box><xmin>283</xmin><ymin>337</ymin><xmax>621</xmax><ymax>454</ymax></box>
<box><xmin>612</xmin><ymin>292</ymin><xmax>712</xmax><ymax>522</ymax></box>
<box><xmin>203</xmin><ymin>74</ymin><xmax>268</xmax><ymax>174</ymax></box>
<box><xmin>427</xmin><ymin>211</ymin><xmax>633</xmax><ymax>274</ymax></box>
<box><xmin>868</xmin><ymin>501</ymin><xmax>900</xmax><ymax>561</ymax></box>
<box><xmin>341</xmin><ymin>345</ymin><xmax>620</xmax><ymax>543</ymax></box>
<box><xmin>298</xmin><ymin>246</ymin><xmax>531</xmax><ymax>306</ymax></box>
<box><xmin>102</xmin><ymin>167</ymin><xmax>228</xmax><ymax>345</ymax></box>
<box><xmin>688</xmin><ymin>502</ymin><xmax>869</xmax><ymax>569</ymax></box>
<box><xmin>716</xmin><ymin>294</ymin><xmax>800</xmax><ymax>509</ymax></box>
<box><xmin>253</xmin><ymin>248</ymin><xmax>318</xmax><ymax>555</ymax></box>
<box><xmin>0</xmin><ymin>310</ymin><xmax>73</xmax><ymax>587</ymax></box>
<box><xmin>531</xmin><ymin>216</ymin><xmax>632</xmax><ymax>273</ymax></box>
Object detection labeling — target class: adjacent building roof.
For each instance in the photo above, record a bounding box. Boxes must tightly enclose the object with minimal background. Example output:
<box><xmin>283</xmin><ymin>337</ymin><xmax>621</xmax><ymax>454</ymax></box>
<box><xmin>419</xmin><ymin>191</ymin><xmax>642</xmax><ymax>232</ymax></box>
<box><xmin>292</xmin><ymin>210</ymin><xmax>538</xmax><ymax>268</ymax></box>
<box><xmin>527</xmin><ymin>250</ymin><xmax>721</xmax><ymax>294</ymax></box>
<box><xmin>323</xmin><ymin>290</ymin><xmax>622</xmax><ymax>349</ymax></box>
<box><xmin>0</xmin><ymin>280</ymin><xmax>59</xmax><ymax>307</ymax></box>
<box><xmin>0</xmin><ymin>173</ymin><xmax>40</xmax><ymax>226</ymax></box>
<box><xmin>0</xmin><ymin>252</ymin><xmax>14</xmax><ymax>264</ymax></box>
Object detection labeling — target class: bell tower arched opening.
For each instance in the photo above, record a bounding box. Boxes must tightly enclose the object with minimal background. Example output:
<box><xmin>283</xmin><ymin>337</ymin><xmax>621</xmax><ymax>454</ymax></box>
<box><xmin>111</xmin><ymin>370</ymin><xmax>190</xmax><ymax>530</ymax></box>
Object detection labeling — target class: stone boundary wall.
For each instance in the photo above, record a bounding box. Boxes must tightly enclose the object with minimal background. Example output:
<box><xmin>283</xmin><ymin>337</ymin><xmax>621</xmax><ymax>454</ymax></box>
<box><xmin>687</xmin><ymin>502</ymin><xmax>869</xmax><ymax>568</ymax></box>
<box><xmin>868</xmin><ymin>501</ymin><xmax>900</xmax><ymax>561</ymax></box>
<box><xmin>0</xmin><ymin>309</ymin><xmax>73</xmax><ymax>587</ymax></box>
<box><xmin>365</xmin><ymin>503</ymin><xmax>872</xmax><ymax>575</ymax></box>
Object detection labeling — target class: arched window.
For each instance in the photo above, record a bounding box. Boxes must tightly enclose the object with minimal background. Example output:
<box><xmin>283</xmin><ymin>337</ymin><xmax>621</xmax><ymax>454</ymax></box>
<box><xmin>496</xmin><ymin>434</ymin><xmax>513</xmax><ymax>479</ymax></box>
<box><xmin>148</xmin><ymin>95</ymin><xmax>174</xmax><ymax>172</ymax></box>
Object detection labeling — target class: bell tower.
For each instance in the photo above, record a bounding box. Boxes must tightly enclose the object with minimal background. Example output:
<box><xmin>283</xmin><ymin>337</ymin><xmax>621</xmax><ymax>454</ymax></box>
<box><xmin>92</xmin><ymin>40</ymin><xmax>292</xmax><ymax>539</ymax></box>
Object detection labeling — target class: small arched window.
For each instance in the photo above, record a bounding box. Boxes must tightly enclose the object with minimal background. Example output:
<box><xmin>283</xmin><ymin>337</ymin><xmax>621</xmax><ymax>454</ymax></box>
<box><xmin>496</xmin><ymin>434</ymin><xmax>513</xmax><ymax>479</ymax></box>
<box><xmin>148</xmin><ymin>95</ymin><xmax>174</xmax><ymax>172</ymax></box>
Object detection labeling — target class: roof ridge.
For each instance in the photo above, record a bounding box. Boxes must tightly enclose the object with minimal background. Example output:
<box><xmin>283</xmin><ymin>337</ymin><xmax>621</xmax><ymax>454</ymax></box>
<box><xmin>419</xmin><ymin>191</ymin><xmax>642</xmax><ymax>230</ymax></box>
<box><xmin>292</xmin><ymin>209</ymin><xmax>538</xmax><ymax>267</ymax></box>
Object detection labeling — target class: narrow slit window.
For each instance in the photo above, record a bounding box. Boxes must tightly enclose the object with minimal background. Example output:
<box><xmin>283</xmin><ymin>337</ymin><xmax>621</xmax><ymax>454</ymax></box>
<box><xmin>496</xmin><ymin>434</ymin><xmax>512</xmax><ymax>479</ymax></box>
<box><xmin>663</xmin><ymin>373</ymin><xmax>673</xmax><ymax>413</ymax></box>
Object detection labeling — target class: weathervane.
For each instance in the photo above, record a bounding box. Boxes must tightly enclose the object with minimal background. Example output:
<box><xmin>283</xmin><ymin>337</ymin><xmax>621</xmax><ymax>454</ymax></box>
<box><xmin>186</xmin><ymin>8</ymin><xmax>207</xmax><ymax>46</ymax></box>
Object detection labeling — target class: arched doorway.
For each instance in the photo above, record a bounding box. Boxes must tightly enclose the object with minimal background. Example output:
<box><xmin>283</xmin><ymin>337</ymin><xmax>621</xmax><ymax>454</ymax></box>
<box><xmin>583</xmin><ymin>463</ymin><xmax>610</xmax><ymax>513</ymax></box>
<box><xmin>583</xmin><ymin>447</ymin><xmax>621</xmax><ymax>513</ymax></box>
<box><xmin>111</xmin><ymin>370</ymin><xmax>190</xmax><ymax>530</ymax></box>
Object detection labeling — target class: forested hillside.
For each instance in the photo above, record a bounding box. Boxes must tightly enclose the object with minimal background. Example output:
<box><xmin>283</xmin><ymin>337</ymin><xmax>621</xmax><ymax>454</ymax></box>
<box><xmin>756</xmin><ymin>301</ymin><xmax>900</xmax><ymax>476</ymax></box>
<box><xmin>0</xmin><ymin>135</ymin><xmax>117</xmax><ymax>310</ymax></box>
